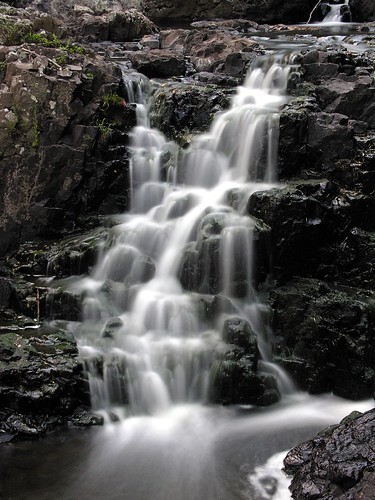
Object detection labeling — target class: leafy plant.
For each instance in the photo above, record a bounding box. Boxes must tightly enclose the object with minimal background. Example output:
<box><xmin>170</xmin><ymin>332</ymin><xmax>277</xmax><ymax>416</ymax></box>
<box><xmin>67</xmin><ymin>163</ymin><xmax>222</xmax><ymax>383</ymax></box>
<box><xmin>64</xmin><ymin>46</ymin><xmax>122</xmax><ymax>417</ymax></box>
<box><xmin>101</xmin><ymin>93</ymin><xmax>124</xmax><ymax>109</ymax></box>
<box><xmin>95</xmin><ymin>118</ymin><xmax>113</xmax><ymax>138</ymax></box>
<box><xmin>0</xmin><ymin>18</ymin><xmax>30</xmax><ymax>45</ymax></box>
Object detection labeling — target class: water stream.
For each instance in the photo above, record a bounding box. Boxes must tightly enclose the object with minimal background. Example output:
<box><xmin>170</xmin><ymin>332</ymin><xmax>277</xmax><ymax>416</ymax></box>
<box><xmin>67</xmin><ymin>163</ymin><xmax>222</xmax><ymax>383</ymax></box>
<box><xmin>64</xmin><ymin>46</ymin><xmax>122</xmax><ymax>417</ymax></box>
<box><xmin>74</xmin><ymin>54</ymin><xmax>294</xmax><ymax>421</ymax></box>
<box><xmin>322</xmin><ymin>0</ymin><xmax>351</xmax><ymax>23</ymax></box>
<box><xmin>1</xmin><ymin>30</ymin><xmax>372</xmax><ymax>500</ymax></box>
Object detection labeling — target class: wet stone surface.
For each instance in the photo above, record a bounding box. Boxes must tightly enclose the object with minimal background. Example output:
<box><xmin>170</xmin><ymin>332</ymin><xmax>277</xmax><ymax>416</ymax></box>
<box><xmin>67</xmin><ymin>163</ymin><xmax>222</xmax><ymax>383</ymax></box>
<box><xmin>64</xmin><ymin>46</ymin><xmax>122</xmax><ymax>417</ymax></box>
<box><xmin>284</xmin><ymin>408</ymin><xmax>375</xmax><ymax>499</ymax></box>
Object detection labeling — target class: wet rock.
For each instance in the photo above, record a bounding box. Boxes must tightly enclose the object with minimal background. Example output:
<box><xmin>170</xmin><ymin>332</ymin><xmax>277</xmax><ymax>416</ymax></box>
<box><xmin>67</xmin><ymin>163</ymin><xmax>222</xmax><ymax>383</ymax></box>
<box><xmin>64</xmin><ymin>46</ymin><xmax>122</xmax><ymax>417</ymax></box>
<box><xmin>284</xmin><ymin>408</ymin><xmax>375</xmax><ymax>499</ymax></box>
<box><xmin>45</xmin><ymin>288</ymin><xmax>82</xmax><ymax>321</ymax></box>
<box><xmin>150</xmin><ymin>82</ymin><xmax>232</xmax><ymax>145</ymax></box>
<box><xmin>179</xmin><ymin>211</ymin><xmax>271</xmax><ymax>296</ymax></box>
<box><xmin>308</xmin><ymin>112</ymin><xmax>355</xmax><ymax>162</ymax></box>
<box><xmin>248</xmin><ymin>181</ymin><xmax>339</xmax><ymax>281</ymax></box>
<box><xmin>101</xmin><ymin>317</ymin><xmax>123</xmax><ymax>339</ymax></box>
<box><xmin>0</xmin><ymin>326</ymin><xmax>89</xmax><ymax>437</ymax></box>
<box><xmin>270</xmin><ymin>277</ymin><xmax>375</xmax><ymax>399</ymax></box>
<box><xmin>68</xmin><ymin>406</ymin><xmax>104</xmax><ymax>426</ymax></box>
<box><xmin>336</xmin><ymin>228</ymin><xmax>375</xmax><ymax>290</ymax></box>
<box><xmin>211</xmin><ymin>317</ymin><xmax>279</xmax><ymax>406</ymax></box>
<box><xmin>0</xmin><ymin>277</ymin><xmax>18</xmax><ymax>309</ymax></box>
<box><xmin>350</xmin><ymin>0</ymin><xmax>375</xmax><ymax>22</ymax></box>
<box><xmin>182</xmin><ymin>28</ymin><xmax>259</xmax><ymax>74</ymax></box>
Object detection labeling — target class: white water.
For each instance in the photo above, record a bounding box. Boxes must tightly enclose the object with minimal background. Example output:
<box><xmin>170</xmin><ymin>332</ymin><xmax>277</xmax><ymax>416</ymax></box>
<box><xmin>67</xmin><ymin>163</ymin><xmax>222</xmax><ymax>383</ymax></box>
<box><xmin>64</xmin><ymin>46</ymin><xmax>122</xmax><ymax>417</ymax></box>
<box><xmin>41</xmin><ymin>50</ymin><xmax>374</xmax><ymax>500</ymax></box>
<box><xmin>323</xmin><ymin>0</ymin><xmax>350</xmax><ymax>23</ymax></box>
<box><xmin>71</xmin><ymin>55</ymin><xmax>294</xmax><ymax>419</ymax></box>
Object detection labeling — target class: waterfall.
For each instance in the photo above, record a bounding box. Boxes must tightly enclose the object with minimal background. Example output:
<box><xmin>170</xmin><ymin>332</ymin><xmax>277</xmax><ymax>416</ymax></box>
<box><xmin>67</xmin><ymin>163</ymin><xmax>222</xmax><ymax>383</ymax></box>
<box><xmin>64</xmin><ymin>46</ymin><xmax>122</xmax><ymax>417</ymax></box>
<box><xmin>72</xmin><ymin>55</ymin><xmax>294</xmax><ymax>419</ymax></box>
<box><xmin>322</xmin><ymin>0</ymin><xmax>351</xmax><ymax>23</ymax></box>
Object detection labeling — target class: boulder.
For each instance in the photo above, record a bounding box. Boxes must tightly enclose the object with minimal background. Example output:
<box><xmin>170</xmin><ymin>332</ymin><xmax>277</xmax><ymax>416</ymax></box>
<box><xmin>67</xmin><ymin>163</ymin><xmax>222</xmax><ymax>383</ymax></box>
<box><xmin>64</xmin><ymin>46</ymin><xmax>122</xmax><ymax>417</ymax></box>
<box><xmin>316</xmin><ymin>73</ymin><xmax>375</xmax><ymax>127</ymax></box>
<box><xmin>150</xmin><ymin>81</ymin><xmax>232</xmax><ymax>145</ymax></box>
<box><xmin>126</xmin><ymin>49</ymin><xmax>186</xmax><ymax>78</ymax></box>
<box><xmin>210</xmin><ymin>317</ymin><xmax>279</xmax><ymax>406</ymax></box>
<box><xmin>77</xmin><ymin>9</ymin><xmax>157</xmax><ymax>43</ymax></box>
<box><xmin>284</xmin><ymin>408</ymin><xmax>375</xmax><ymax>499</ymax></box>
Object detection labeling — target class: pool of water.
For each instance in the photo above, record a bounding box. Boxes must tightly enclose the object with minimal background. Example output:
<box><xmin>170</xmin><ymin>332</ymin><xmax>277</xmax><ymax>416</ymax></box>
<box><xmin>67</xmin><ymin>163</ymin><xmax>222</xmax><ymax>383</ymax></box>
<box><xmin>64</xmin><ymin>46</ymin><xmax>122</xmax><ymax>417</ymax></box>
<box><xmin>1</xmin><ymin>394</ymin><xmax>372</xmax><ymax>500</ymax></box>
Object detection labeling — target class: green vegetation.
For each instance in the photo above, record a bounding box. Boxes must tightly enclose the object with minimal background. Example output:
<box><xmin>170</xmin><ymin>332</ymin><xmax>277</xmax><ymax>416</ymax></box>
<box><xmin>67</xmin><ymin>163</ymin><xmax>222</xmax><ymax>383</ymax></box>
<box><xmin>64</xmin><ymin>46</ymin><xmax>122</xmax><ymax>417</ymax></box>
<box><xmin>0</xmin><ymin>60</ymin><xmax>6</xmax><ymax>73</ymax></box>
<box><xmin>101</xmin><ymin>93</ymin><xmax>124</xmax><ymax>109</ymax></box>
<box><xmin>26</xmin><ymin>33</ymin><xmax>85</xmax><ymax>54</ymax></box>
<box><xmin>0</xmin><ymin>18</ymin><xmax>30</xmax><ymax>45</ymax></box>
<box><xmin>95</xmin><ymin>118</ymin><xmax>113</xmax><ymax>139</ymax></box>
<box><xmin>0</xmin><ymin>19</ymin><xmax>84</xmax><ymax>54</ymax></box>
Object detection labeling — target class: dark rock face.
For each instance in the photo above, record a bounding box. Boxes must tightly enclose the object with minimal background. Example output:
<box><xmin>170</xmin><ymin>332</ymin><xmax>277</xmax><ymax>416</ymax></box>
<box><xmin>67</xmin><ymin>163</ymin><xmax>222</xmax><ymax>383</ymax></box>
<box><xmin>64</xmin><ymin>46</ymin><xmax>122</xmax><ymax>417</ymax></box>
<box><xmin>0</xmin><ymin>44</ymin><xmax>135</xmax><ymax>256</ymax></box>
<box><xmin>143</xmin><ymin>0</ymin><xmax>320</xmax><ymax>24</ymax></box>
<box><xmin>270</xmin><ymin>278</ymin><xmax>375</xmax><ymax>399</ymax></box>
<box><xmin>284</xmin><ymin>408</ymin><xmax>375</xmax><ymax>499</ymax></box>
<box><xmin>350</xmin><ymin>0</ymin><xmax>375</xmax><ymax>22</ymax></box>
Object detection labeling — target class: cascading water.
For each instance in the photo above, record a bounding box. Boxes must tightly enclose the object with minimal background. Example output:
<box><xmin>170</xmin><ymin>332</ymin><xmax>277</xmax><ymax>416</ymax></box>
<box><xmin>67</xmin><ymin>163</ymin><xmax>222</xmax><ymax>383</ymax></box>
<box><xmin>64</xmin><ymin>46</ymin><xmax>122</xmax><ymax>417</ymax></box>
<box><xmin>74</xmin><ymin>55</ymin><xmax>293</xmax><ymax>420</ymax></box>
<box><xmin>322</xmin><ymin>0</ymin><xmax>351</xmax><ymax>23</ymax></box>
<box><xmin>2</xmin><ymin>40</ymin><xmax>374</xmax><ymax>500</ymax></box>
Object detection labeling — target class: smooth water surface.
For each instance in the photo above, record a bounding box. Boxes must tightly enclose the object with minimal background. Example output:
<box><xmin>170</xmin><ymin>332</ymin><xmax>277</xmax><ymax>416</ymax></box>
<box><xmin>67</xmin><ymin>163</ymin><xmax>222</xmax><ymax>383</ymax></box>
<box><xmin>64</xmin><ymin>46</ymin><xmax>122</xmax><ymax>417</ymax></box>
<box><xmin>1</xmin><ymin>395</ymin><xmax>372</xmax><ymax>500</ymax></box>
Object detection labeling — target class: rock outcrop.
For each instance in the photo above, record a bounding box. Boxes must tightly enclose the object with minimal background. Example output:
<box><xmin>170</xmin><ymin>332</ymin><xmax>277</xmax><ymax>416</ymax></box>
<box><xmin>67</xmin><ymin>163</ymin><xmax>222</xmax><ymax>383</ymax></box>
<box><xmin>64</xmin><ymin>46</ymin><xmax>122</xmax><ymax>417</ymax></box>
<box><xmin>0</xmin><ymin>317</ymin><xmax>101</xmax><ymax>439</ymax></box>
<box><xmin>284</xmin><ymin>408</ymin><xmax>375</xmax><ymax>499</ymax></box>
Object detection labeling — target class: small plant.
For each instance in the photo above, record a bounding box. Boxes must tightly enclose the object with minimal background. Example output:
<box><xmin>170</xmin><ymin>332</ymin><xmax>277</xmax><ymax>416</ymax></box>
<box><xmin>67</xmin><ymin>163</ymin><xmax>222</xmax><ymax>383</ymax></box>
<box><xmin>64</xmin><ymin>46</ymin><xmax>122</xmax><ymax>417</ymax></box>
<box><xmin>0</xmin><ymin>20</ymin><xmax>85</xmax><ymax>53</ymax></box>
<box><xmin>95</xmin><ymin>118</ymin><xmax>113</xmax><ymax>138</ymax></box>
<box><xmin>101</xmin><ymin>93</ymin><xmax>124</xmax><ymax>109</ymax></box>
<box><xmin>0</xmin><ymin>60</ymin><xmax>6</xmax><ymax>73</ymax></box>
<box><xmin>83</xmin><ymin>71</ymin><xmax>94</xmax><ymax>81</ymax></box>
<box><xmin>55</xmin><ymin>54</ymin><xmax>68</xmax><ymax>66</ymax></box>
